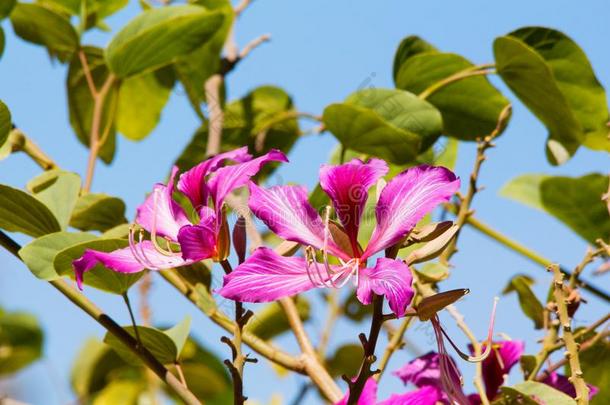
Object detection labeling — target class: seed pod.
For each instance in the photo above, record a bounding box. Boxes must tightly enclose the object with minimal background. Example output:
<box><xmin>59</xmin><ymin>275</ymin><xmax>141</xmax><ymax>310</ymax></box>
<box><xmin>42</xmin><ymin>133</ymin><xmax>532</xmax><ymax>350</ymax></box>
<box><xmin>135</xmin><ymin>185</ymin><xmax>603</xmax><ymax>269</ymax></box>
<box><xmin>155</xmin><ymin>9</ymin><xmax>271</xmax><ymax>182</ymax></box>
<box><xmin>417</xmin><ymin>288</ymin><xmax>470</xmax><ymax>321</ymax></box>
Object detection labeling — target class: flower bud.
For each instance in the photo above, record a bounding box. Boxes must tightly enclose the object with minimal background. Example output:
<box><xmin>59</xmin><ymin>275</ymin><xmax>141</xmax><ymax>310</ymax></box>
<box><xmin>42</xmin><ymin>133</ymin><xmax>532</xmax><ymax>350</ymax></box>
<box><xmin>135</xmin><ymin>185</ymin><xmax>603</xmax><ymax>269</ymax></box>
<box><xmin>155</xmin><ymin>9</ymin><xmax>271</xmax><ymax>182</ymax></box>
<box><xmin>232</xmin><ymin>216</ymin><xmax>247</xmax><ymax>264</ymax></box>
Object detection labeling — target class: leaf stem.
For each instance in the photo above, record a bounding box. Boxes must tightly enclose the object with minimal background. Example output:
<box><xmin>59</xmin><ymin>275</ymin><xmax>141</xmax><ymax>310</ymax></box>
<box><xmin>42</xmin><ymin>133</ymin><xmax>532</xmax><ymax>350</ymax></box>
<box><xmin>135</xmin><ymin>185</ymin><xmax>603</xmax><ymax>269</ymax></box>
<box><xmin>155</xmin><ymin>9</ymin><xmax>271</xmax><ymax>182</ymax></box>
<box><xmin>458</xmin><ymin>213</ymin><xmax>610</xmax><ymax>302</ymax></box>
<box><xmin>122</xmin><ymin>292</ymin><xmax>142</xmax><ymax>347</ymax></box>
<box><xmin>0</xmin><ymin>230</ymin><xmax>201</xmax><ymax>405</ymax></box>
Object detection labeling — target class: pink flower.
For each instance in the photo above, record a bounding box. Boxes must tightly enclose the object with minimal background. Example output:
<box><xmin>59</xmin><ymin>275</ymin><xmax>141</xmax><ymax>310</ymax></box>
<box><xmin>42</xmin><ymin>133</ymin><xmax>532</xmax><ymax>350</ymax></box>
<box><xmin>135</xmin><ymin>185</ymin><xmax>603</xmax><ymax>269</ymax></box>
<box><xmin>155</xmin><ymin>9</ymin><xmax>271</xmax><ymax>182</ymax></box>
<box><xmin>335</xmin><ymin>377</ymin><xmax>443</xmax><ymax>405</ymax></box>
<box><xmin>218</xmin><ymin>160</ymin><xmax>460</xmax><ymax>316</ymax></box>
<box><xmin>72</xmin><ymin>148</ymin><xmax>287</xmax><ymax>289</ymax></box>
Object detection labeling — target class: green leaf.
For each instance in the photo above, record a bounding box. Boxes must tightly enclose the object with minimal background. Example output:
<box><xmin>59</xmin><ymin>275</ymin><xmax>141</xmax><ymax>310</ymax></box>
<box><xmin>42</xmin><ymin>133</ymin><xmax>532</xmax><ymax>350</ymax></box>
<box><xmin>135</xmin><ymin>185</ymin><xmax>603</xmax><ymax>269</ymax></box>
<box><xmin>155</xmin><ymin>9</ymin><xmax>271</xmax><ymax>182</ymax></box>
<box><xmin>175</xmin><ymin>86</ymin><xmax>300</xmax><ymax>177</ymax></box>
<box><xmin>165</xmin><ymin>336</ymin><xmax>231</xmax><ymax>402</ymax></box>
<box><xmin>174</xmin><ymin>0</ymin><xmax>234</xmax><ymax>115</ymax></box>
<box><xmin>494</xmin><ymin>27</ymin><xmax>609</xmax><ymax>164</ymax></box>
<box><xmin>327</xmin><ymin>344</ymin><xmax>364</xmax><ymax>378</ymax></box>
<box><xmin>520</xmin><ymin>354</ymin><xmax>537</xmax><ymax>380</ymax></box>
<box><xmin>19</xmin><ymin>231</ymin><xmax>96</xmax><ymax>280</ymax></box>
<box><xmin>104</xmin><ymin>324</ymin><xmax>186</xmax><ymax>365</ymax></box>
<box><xmin>10</xmin><ymin>3</ymin><xmax>78</xmax><ymax>61</ymax></box>
<box><xmin>579</xmin><ymin>339</ymin><xmax>610</xmax><ymax>404</ymax></box>
<box><xmin>496</xmin><ymin>381</ymin><xmax>576</xmax><ymax>405</ymax></box>
<box><xmin>71</xmin><ymin>338</ymin><xmax>135</xmax><ymax>398</ymax></box>
<box><xmin>395</xmin><ymin>43</ymin><xmax>509</xmax><ymax>140</ymax></box>
<box><xmin>244</xmin><ymin>298</ymin><xmax>311</xmax><ymax>340</ymax></box>
<box><xmin>0</xmin><ymin>0</ymin><xmax>15</xmax><ymax>20</ymax></box>
<box><xmin>116</xmin><ymin>66</ymin><xmax>175</xmax><ymax>140</ymax></box>
<box><xmin>392</xmin><ymin>35</ymin><xmax>437</xmax><ymax>81</ymax></box>
<box><xmin>164</xmin><ymin>317</ymin><xmax>191</xmax><ymax>357</ymax></box>
<box><xmin>53</xmin><ymin>238</ymin><xmax>144</xmax><ymax>294</ymax></box>
<box><xmin>27</xmin><ymin>170</ymin><xmax>82</xmax><ymax>230</ymax></box>
<box><xmin>67</xmin><ymin>46</ymin><xmax>117</xmax><ymax>164</ymax></box>
<box><xmin>502</xmin><ymin>274</ymin><xmax>544</xmax><ymax>329</ymax></box>
<box><xmin>92</xmin><ymin>380</ymin><xmax>143</xmax><ymax>405</ymax></box>
<box><xmin>0</xmin><ymin>309</ymin><xmax>44</xmax><ymax>376</ymax></box>
<box><xmin>0</xmin><ymin>100</ymin><xmax>10</xmax><ymax>148</ymax></box>
<box><xmin>0</xmin><ymin>184</ymin><xmax>61</xmax><ymax>237</ymax></box>
<box><xmin>70</xmin><ymin>193</ymin><xmax>127</xmax><ymax>232</ymax></box>
<box><xmin>501</xmin><ymin>173</ymin><xmax>610</xmax><ymax>244</ymax></box>
<box><xmin>323</xmin><ymin>88</ymin><xmax>442</xmax><ymax>164</ymax></box>
<box><xmin>106</xmin><ymin>4</ymin><xmax>224</xmax><ymax>78</ymax></box>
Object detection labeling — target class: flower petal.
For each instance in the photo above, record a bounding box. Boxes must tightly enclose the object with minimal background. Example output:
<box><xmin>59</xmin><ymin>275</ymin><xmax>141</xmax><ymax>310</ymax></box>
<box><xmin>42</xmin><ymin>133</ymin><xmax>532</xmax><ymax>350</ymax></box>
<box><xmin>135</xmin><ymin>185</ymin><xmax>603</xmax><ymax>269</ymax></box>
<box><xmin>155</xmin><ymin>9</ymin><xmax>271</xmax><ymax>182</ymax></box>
<box><xmin>177</xmin><ymin>219</ymin><xmax>217</xmax><ymax>262</ymax></box>
<box><xmin>379</xmin><ymin>386</ymin><xmax>444</xmax><ymax>405</ymax></box>
<box><xmin>177</xmin><ymin>147</ymin><xmax>252</xmax><ymax>208</ymax></box>
<box><xmin>208</xmin><ymin>149</ymin><xmax>288</xmax><ymax>214</ymax></box>
<box><xmin>393</xmin><ymin>351</ymin><xmax>443</xmax><ymax>388</ymax></box>
<box><xmin>217</xmin><ymin>247</ymin><xmax>318</xmax><ymax>302</ymax></box>
<box><xmin>363</xmin><ymin>165</ymin><xmax>459</xmax><ymax>258</ymax></box>
<box><xmin>248</xmin><ymin>182</ymin><xmax>348</xmax><ymax>259</ymax></box>
<box><xmin>320</xmin><ymin>158</ymin><xmax>388</xmax><ymax>250</ymax></box>
<box><xmin>72</xmin><ymin>241</ymin><xmax>189</xmax><ymax>289</ymax></box>
<box><xmin>357</xmin><ymin>258</ymin><xmax>414</xmax><ymax>317</ymax></box>
<box><xmin>335</xmin><ymin>377</ymin><xmax>378</xmax><ymax>405</ymax></box>
<box><xmin>136</xmin><ymin>167</ymin><xmax>191</xmax><ymax>240</ymax></box>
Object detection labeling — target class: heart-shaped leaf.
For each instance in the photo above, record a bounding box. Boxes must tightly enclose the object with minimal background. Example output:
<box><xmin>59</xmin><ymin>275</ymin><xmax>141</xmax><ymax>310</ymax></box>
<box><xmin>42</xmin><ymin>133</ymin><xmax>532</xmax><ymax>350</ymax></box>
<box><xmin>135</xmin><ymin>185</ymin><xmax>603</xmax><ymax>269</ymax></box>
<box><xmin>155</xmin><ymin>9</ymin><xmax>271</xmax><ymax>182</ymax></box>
<box><xmin>0</xmin><ymin>184</ymin><xmax>61</xmax><ymax>237</ymax></box>
<box><xmin>323</xmin><ymin>89</ymin><xmax>442</xmax><ymax>164</ymax></box>
<box><xmin>105</xmin><ymin>4</ymin><xmax>224</xmax><ymax>78</ymax></box>
<box><xmin>501</xmin><ymin>173</ymin><xmax>610</xmax><ymax>244</ymax></box>
<box><xmin>27</xmin><ymin>170</ymin><xmax>82</xmax><ymax>230</ymax></box>
<box><xmin>494</xmin><ymin>27</ymin><xmax>609</xmax><ymax>164</ymax></box>
<box><xmin>19</xmin><ymin>231</ymin><xmax>96</xmax><ymax>280</ymax></box>
<box><xmin>70</xmin><ymin>193</ymin><xmax>127</xmax><ymax>232</ymax></box>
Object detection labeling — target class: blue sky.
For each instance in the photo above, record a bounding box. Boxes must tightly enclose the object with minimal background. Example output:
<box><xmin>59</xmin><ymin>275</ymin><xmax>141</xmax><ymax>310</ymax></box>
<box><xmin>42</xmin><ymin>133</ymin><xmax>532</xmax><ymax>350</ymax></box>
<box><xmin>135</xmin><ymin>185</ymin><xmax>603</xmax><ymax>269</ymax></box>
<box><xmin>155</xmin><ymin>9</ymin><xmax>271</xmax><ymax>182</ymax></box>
<box><xmin>1</xmin><ymin>0</ymin><xmax>609</xmax><ymax>404</ymax></box>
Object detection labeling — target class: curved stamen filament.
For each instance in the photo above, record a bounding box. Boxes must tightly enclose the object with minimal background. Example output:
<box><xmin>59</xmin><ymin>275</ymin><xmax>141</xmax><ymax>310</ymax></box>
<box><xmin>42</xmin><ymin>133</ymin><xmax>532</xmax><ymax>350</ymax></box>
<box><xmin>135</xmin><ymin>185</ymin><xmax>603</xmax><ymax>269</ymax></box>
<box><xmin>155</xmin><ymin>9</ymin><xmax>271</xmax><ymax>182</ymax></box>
<box><xmin>128</xmin><ymin>225</ymin><xmax>161</xmax><ymax>270</ymax></box>
<box><xmin>440</xmin><ymin>297</ymin><xmax>499</xmax><ymax>363</ymax></box>
<box><xmin>150</xmin><ymin>188</ymin><xmax>181</xmax><ymax>257</ymax></box>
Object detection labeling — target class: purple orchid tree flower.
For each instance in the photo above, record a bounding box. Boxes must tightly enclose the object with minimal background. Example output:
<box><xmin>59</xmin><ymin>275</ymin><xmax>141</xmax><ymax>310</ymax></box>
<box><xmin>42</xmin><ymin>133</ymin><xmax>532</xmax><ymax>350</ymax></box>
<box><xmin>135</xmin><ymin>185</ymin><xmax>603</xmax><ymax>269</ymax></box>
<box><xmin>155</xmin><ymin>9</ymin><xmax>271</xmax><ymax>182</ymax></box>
<box><xmin>218</xmin><ymin>160</ymin><xmax>460</xmax><ymax>317</ymax></box>
<box><xmin>72</xmin><ymin>147</ymin><xmax>287</xmax><ymax>289</ymax></box>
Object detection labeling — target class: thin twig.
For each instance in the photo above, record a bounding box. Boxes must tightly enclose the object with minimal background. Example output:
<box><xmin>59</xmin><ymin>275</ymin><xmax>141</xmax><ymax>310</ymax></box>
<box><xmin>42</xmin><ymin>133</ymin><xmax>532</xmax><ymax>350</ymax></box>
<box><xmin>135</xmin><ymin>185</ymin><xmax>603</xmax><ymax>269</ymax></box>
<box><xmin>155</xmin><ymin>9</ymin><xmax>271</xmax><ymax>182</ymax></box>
<box><xmin>440</xmin><ymin>104</ymin><xmax>512</xmax><ymax>265</ymax></box>
<box><xmin>238</xmin><ymin>34</ymin><xmax>271</xmax><ymax>60</ymax></box>
<box><xmin>83</xmin><ymin>72</ymin><xmax>116</xmax><ymax>192</ymax></box>
<box><xmin>78</xmin><ymin>49</ymin><xmax>97</xmax><ymax>97</ymax></box>
<box><xmin>233</xmin><ymin>0</ymin><xmax>252</xmax><ymax>17</ymax></box>
<box><xmin>204</xmin><ymin>74</ymin><xmax>224</xmax><ymax>157</ymax></box>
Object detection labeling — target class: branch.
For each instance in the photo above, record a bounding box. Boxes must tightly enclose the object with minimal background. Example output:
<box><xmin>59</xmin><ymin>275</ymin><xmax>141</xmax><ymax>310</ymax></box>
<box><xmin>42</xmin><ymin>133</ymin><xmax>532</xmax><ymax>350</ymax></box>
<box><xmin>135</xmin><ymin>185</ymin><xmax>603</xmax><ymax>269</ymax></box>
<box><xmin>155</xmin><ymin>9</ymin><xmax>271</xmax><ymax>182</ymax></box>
<box><xmin>204</xmin><ymin>74</ymin><xmax>224</xmax><ymax>157</ymax></box>
<box><xmin>549</xmin><ymin>264</ymin><xmax>590</xmax><ymax>404</ymax></box>
<box><xmin>233</xmin><ymin>0</ymin><xmax>252</xmax><ymax>17</ymax></box>
<box><xmin>0</xmin><ymin>231</ymin><xmax>201</xmax><ymax>405</ymax></box>
<box><xmin>346</xmin><ymin>295</ymin><xmax>385</xmax><ymax>405</ymax></box>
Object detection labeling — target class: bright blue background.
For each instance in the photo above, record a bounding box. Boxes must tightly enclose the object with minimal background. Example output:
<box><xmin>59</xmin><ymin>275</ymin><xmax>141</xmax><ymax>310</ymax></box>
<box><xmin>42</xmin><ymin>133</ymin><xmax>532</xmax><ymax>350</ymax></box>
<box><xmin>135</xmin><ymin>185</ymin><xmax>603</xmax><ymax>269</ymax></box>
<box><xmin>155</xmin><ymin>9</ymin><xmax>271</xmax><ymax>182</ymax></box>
<box><xmin>1</xmin><ymin>0</ymin><xmax>609</xmax><ymax>403</ymax></box>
